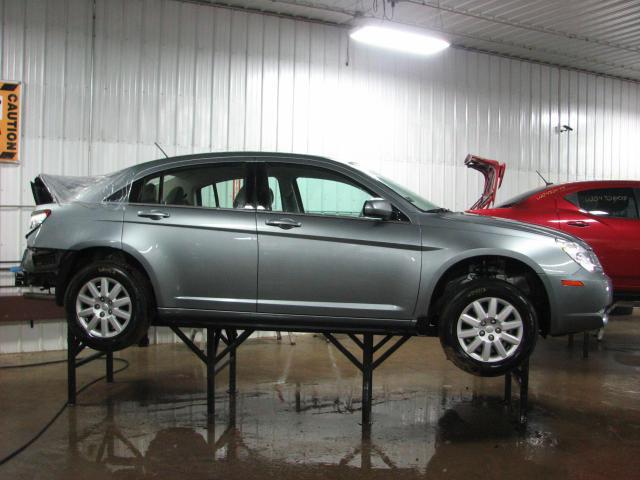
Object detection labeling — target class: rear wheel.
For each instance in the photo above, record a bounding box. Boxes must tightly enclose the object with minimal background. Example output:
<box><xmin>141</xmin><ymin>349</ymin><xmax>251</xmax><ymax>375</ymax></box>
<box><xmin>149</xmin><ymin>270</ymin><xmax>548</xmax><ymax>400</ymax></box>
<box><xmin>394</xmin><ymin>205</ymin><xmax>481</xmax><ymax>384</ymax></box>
<box><xmin>65</xmin><ymin>260</ymin><xmax>151</xmax><ymax>352</ymax></box>
<box><xmin>438</xmin><ymin>279</ymin><xmax>537</xmax><ymax>377</ymax></box>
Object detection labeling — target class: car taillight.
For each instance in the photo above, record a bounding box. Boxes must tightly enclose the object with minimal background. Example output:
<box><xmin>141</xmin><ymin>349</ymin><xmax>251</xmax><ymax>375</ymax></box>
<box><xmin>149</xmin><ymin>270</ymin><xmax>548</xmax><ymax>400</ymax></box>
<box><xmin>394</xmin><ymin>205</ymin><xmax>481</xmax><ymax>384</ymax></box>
<box><xmin>29</xmin><ymin>209</ymin><xmax>51</xmax><ymax>232</ymax></box>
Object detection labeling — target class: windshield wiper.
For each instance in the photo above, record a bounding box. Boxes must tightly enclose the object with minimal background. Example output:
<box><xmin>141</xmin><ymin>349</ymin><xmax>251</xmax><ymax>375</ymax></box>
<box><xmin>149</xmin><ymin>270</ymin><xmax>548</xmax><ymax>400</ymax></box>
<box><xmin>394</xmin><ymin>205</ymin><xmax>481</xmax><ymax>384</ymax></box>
<box><xmin>425</xmin><ymin>208</ymin><xmax>451</xmax><ymax>213</ymax></box>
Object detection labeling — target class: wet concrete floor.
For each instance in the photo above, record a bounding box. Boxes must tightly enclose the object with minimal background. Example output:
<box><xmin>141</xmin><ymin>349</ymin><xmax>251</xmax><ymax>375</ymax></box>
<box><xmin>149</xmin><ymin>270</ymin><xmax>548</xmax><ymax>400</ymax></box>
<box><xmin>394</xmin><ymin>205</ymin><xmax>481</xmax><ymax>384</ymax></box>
<box><xmin>1</xmin><ymin>316</ymin><xmax>639</xmax><ymax>479</ymax></box>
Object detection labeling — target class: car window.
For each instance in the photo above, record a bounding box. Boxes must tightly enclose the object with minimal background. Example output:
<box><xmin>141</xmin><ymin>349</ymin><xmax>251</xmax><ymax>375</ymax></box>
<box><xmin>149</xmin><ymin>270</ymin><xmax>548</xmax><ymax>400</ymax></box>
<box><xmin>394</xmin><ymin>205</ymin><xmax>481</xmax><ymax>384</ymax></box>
<box><xmin>264</xmin><ymin>164</ymin><xmax>375</xmax><ymax>218</ymax></box>
<box><xmin>135</xmin><ymin>163</ymin><xmax>251</xmax><ymax>209</ymax></box>
<box><xmin>566</xmin><ymin>188</ymin><xmax>639</xmax><ymax>219</ymax></box>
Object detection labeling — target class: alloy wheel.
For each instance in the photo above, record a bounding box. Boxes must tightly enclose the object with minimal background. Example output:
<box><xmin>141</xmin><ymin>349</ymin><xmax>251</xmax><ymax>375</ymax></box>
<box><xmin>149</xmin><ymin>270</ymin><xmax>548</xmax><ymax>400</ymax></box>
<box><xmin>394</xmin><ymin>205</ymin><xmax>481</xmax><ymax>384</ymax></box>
<box><xmin>75</xmin><ymin>277</ymin><xmax>132</xmax><ymax>338</ymax></box>
<box><xmin>456</xmin><ymin>296</ymin><xmax>523</xmax><ymax>363</ymax></box>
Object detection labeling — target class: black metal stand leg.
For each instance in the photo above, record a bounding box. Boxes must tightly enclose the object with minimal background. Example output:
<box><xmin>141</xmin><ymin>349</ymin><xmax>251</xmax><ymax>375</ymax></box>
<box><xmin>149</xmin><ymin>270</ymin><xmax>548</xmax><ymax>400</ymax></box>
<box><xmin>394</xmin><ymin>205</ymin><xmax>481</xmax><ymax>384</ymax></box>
<box><xmin>207</xmin><ymin>328</ymin><xmax>220</xmax><ymax>420</ymax></box>
<box><xmin>228</xmin><ymin>329</ymin><xmax>237</xmax><ymax>394</ymax></box>
<box><xmin>106</xmin><ymin>350</ymin><xmax>114</xmax><ymax>383</ymax></box>
<box><xmin>68</xmin><ymin>329</ymin><xmax>77</xmax><ymax>405</ymax></box>
<box><xmin>518</xmin><ymin>359</ymin><xmax>529</xmax><ymax>425</ymax></box>
<box><xmin>583</xmin><ymin>331</ymin><xmax>589</xmax><ymax>358</ymax></box>
<box><xmin>361</xmin><ymin>334</ymin><xmax>374</xmax><ymax>434</ymax></box>
<box><xmin>504</xmin><ymin>371</ymin><xmax>512</xmax><ymax>408</ymax></box>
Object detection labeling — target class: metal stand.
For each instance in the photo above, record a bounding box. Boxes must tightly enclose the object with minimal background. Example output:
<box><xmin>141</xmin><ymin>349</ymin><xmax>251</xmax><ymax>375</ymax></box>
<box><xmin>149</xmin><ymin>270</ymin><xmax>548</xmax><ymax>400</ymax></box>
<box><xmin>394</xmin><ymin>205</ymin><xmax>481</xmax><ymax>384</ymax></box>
<box><xmin>567</xmin><ymin>332</ymin><xmax>590</xmax><ymax>358</ymax></box>
<box><xmin>323</xmin><ymin>333</ymin><xmax>412</xmax><ymax>437</ymax></box>
<box><xmin>169</xmin><ymin>326</ymin><xmax>254</xmax><ymax>421</ymax></box>
<box><xmin>67</xmin><ymin>327</ymin><xmax>531</xmax><ymax>434</ymax></box>
<box><xmin>503</xmin><ymin>358</ymin><xmax>530</xmax><ymax>425</ymax></box>
<box><xmin>67</xmin><ymin>329</ymin><xmax>114</xmax><ymax>405</ymax></box>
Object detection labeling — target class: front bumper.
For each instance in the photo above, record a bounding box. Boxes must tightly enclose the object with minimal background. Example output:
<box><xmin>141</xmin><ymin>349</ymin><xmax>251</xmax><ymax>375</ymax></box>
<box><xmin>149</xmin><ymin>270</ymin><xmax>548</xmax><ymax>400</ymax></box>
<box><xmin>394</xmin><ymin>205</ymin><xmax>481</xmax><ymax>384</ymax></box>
<box><xmin>546</xmin><ymin>270</ymin><xmax>613</xmax><ymax>335</ymax></box>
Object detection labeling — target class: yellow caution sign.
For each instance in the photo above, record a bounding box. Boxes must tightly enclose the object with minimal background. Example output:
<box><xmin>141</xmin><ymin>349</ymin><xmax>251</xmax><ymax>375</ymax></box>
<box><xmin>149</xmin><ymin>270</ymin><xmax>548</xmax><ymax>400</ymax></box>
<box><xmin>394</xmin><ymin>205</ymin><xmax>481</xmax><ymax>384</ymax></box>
<box><xmin>0</xmin><ymin>81</ymin><xmax>21</xmax><ymax>163</ymax></box>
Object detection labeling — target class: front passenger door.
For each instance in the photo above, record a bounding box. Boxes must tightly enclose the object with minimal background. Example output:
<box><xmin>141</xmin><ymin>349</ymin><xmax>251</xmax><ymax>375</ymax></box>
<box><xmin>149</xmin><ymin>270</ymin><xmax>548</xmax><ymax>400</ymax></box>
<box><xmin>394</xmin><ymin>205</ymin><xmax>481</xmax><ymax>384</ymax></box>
<box><xmin>256</xmin><ymin>162</ymin><xmax>422</xmax><ymax>321</ymax></box>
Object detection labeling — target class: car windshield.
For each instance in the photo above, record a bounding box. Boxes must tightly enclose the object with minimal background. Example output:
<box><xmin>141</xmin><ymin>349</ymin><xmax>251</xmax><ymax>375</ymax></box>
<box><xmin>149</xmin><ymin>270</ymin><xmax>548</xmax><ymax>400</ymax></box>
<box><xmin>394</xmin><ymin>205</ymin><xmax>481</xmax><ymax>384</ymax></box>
<box><xmin>356</xmin><ymin>166</ymin><xmax>442</xmax><ymax>212</ymax></box>
<box><xmin>496</xmin><ymin>186</ymin><xmax>548</xmax><ymax>208</ymax></box>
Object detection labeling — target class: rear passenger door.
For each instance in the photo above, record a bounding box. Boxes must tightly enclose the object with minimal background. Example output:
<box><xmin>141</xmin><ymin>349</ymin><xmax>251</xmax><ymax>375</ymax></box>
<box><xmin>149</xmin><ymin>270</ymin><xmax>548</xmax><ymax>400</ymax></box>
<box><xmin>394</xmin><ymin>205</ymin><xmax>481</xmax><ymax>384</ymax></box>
<box><xmin>255</xmin><ymin>161</ymin><xmax>422</xmax><ymax>321</ymax></box>
<box><xmin>122</xmin><ymin>160</ymin><xmax>258</xmax><ymax>311</ymax></box>
<box><xmin>561</xmin><ymin>187</ymin><xmax>640</xmax><ymax>291</ymax></box>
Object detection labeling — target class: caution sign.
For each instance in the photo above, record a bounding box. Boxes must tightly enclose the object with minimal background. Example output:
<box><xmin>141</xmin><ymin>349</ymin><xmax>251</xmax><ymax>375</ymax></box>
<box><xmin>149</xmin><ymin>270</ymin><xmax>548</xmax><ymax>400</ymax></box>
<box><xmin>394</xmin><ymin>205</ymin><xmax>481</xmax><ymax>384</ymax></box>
<box><xmin>0</xmin><ymin>81</ymin><xmax>21</xmax><ymax>163</ymax></box>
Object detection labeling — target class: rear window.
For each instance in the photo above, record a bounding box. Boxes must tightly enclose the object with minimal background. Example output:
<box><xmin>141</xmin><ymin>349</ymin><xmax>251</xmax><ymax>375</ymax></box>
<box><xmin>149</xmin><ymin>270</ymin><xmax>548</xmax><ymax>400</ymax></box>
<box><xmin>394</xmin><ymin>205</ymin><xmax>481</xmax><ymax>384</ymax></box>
<box><xmin>565</xmin><ymin>188</ymin><xmax>638</xmax><ymax>219</ymax></box>
<box><xmin>496</xmin><ymin>186</ymin><xmax>548</xmax><ymax>208</ymax></box>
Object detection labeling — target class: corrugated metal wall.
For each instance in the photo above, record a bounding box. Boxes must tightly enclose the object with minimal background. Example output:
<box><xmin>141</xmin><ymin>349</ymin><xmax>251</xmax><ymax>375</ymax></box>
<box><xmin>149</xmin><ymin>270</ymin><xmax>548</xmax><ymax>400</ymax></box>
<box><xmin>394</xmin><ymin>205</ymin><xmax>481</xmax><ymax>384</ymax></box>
<box><xmin>1</xmin><ymin>0</ymin><xmax>640</xmax><ymax>352</ymax></box>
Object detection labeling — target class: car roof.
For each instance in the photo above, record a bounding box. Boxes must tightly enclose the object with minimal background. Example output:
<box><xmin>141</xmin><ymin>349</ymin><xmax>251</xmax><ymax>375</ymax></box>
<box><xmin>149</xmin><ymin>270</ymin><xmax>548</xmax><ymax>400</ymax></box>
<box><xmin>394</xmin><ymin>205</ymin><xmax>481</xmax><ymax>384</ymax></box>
<box><xmin>122</xmin><ymin>151</ymin><xmax>344</xmax><ymax>177</ymax></box>
<box><xmin>526</xmin><ymin>180</ymin><xmax>640</xmax><ymax>202</ymax></box>
<box><xmin>558</xmin><ymin>179</ymin><xmax>640</xmax><ymax>189</ymax></box>
<box><xmin>496</xmin><ymin>179</ymin><xmax>640</xmax><ymax>207</ymax></box>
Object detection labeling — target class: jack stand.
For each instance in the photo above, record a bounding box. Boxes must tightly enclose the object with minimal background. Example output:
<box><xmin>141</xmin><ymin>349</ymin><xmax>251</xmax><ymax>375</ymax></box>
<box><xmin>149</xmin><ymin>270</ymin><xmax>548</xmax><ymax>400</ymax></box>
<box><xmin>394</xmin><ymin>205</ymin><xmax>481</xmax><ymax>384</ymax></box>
<box><xmin>323</xmin><ymin>332</ymin><xmax>411</xmax><ymax>438</ymax></box>
<box><xmin>67</xmin><ymin>329</ymin><xmax>114</xmax><ymax>405</ymax></box>
<box><xmin>503</xmin><ymin>358</ymin><xmax>530</xmax><ymax>426</ymax></box>
<box><xmin>567</xmin><ymin>332</ymin><xmax>590</xmax><ymax>358</ymax></box>
<box><xmin>169</xmin><ymin>326</ymin><xmax>254</xmax><ymax>422</ymax></box>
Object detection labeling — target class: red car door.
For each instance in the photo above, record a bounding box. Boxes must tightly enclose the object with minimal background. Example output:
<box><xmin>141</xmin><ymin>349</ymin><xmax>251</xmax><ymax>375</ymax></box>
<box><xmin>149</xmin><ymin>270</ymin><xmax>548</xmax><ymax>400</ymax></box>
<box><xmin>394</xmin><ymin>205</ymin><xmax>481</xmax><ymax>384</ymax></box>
<box><xmin>558</xmin><ymin>186</ymin><xmax>640</xmax><ymax>293</ymax></box>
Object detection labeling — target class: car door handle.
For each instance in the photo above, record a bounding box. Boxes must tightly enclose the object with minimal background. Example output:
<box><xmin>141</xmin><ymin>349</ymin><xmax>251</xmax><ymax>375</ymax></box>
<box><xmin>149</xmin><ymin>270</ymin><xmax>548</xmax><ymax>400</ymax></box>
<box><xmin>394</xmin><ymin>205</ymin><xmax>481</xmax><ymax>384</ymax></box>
<box><xmin>137</xmin><ymin>210</ymin><xmax>170</xmax><ymax>220</ymax></box>
<box><xmin>265</xmin><ymin>218</ymin><xmax>302</xmax><ymax>229</ymax></box>
<box><xmin>567</xmin><ymin>220</ymin><xmax>589</xmax><ymax>227</ymax></box>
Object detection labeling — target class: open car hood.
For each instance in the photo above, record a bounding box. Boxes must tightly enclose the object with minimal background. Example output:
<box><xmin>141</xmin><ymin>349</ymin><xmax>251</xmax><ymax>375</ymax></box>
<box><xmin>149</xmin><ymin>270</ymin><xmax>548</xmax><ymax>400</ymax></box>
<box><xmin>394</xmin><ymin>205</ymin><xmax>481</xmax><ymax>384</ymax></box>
<box><xmin>465</xmin><ymin>154</ymin><xmax>506</xmax><ymax>210</ymax></box>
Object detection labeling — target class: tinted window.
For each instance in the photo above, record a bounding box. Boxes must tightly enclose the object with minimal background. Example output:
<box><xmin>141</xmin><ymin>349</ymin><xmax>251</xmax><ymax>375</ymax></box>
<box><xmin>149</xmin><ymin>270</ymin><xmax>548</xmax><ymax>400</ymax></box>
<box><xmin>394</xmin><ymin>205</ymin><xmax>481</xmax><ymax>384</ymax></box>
<box><xmin>264</xmin><ymin>164</ymin><xmax>375</xmax><ymax>218</ymax></box>
<box><xmin>135</xmin><ymin>163</ymin><xmax>250</xmax><ymax>209</ymax></box>
<box><xmin>566</xmin><ymin>188</ymin><xmax>638</xmax><ymax>219</ymax></box>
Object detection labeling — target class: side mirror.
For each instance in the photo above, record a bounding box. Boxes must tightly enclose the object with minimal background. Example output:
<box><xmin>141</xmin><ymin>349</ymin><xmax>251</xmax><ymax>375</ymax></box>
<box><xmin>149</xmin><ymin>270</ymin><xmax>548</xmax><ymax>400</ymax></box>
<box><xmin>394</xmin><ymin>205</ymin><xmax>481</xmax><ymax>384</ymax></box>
<box><xmin>363</xmin><ymin>198</ymin><xmax>393</xmax><ymax>220</ymax></box>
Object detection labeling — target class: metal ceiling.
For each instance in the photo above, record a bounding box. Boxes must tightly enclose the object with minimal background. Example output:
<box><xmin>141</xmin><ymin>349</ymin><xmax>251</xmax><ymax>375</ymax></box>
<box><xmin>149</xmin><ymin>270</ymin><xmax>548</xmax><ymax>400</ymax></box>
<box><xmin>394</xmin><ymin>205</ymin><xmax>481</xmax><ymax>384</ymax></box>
<box><xmin>191</xmin><ymin>0</ymin><xmax>640</xmax><ymax>82</ymax></box>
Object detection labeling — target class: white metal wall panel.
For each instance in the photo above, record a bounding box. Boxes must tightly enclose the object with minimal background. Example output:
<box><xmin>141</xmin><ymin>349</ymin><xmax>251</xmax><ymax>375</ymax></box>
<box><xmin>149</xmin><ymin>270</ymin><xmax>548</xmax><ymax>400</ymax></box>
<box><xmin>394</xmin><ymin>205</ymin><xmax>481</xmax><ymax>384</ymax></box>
<box><xmin>1</xmin><ymin>0</ymin><xmax>640</xmax><ymax>352</ymax></box>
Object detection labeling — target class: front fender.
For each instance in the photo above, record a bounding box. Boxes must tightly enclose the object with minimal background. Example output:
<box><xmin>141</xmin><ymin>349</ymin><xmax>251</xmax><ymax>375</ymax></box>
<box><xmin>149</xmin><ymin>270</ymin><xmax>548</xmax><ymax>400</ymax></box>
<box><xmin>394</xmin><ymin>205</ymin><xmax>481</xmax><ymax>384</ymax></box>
<box><xmin>415</xmin><ymin>247</ymin><xmax>548</xmax><ymax>320</ymax></box>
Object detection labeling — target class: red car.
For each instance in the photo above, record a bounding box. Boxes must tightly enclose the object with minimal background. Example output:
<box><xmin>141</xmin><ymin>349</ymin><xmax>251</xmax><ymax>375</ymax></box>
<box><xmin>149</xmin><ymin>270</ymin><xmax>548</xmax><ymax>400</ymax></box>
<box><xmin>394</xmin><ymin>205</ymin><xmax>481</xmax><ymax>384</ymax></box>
<box><xmin>466</xmin><ymin>155</ymin><xmax>640</xmax><ymax>304</ymax></box>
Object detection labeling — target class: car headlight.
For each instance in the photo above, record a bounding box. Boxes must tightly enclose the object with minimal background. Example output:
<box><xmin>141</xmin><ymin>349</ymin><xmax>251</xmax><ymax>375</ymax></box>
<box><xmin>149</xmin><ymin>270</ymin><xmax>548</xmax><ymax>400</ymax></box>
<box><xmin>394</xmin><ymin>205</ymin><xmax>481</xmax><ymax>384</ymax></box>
<box><xmin>556</xmin><ymin>238</ymin><xmax>601</xmax><ymax>273</ymax></box>
<box><xmin>28</xmin><ymin>209</ymin><xmax>51</xmax><ymax>232</ymax></box>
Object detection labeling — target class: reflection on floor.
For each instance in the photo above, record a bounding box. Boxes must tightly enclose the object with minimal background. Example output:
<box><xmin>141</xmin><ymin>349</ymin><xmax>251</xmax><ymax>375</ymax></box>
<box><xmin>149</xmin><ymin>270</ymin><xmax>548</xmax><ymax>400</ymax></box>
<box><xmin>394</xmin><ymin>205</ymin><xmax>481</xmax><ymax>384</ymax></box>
<box><xmin>1</xmin><ymin>317</ymin><xmax>639</xmax><ymax>479</ymax></box>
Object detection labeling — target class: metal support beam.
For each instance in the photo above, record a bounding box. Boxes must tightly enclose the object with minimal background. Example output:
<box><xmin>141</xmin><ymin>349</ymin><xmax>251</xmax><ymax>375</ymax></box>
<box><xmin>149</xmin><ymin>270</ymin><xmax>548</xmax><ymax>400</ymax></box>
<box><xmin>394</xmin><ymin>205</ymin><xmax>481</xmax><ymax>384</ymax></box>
<box><xmin>106</xmin><ymin>351</ymin><xmax>114</xmax><ymax>383</ymax></box>
<box><xmin>361</xmin><ymin>334</ymin><xmax>373</xmax><ymax>433</ymax></box>
<box><xmin>503</xmin><ymin>358</ymin><xmax>530</xmax><ymax>425</ymax></box>
<box><xmin>67</xmin><ymin>329</ymin><xmax>113</xmax><ymax>405</ymax></box>
<box><xmin>207</xmin><ymin>328</ymin><xmax>219</xmax><ymax>419</ymax></box>
<box><xmin>228</xmin><ymin>329</ymin><xmax>238</xmax><ymax>394</ymax></box>
<box><xmin>323</xmin><ymin>333</ymin><xmax>414</xmax><ymax>433</ymax></box>
<box><xmin>583</xmin><ymin>332</ymin><xmax>589</xmax><ymax>359</ymax></box>
<box><xmin>324</xmin><ymin>333</ymin><xmax>363</xmax><ymax>371</ymax></box>
<box><xmin>170</xmin><ymin>325</ymin><xmax>207</xmax><ymax>363</ymax></box>
<box><xmin>67</xmin><ymin>328</ymin><xmax>77</xmax><ymax>405</ymax></box>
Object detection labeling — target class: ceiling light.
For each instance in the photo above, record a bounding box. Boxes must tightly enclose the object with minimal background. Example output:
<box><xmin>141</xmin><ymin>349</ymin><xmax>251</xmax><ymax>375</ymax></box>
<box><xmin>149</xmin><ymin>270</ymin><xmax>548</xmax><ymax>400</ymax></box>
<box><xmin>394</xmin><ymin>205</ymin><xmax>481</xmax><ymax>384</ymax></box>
<box><xmin>350</xmin><ymin>25</ymin><xmax>449</xmax><ymax>56</ymax></box>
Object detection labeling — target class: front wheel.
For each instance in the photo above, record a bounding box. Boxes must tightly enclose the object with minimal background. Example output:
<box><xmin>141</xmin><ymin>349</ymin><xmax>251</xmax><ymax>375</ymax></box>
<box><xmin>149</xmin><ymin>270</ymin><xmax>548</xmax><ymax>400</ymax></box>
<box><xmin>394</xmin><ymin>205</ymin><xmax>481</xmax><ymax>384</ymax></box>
<box><xmin>65</xmin><ymin>260</ymin><xmax>151</xmax><ymax>352</ymax></box>
<box><xmin>438</xmin><ymin>279</ymin><xmax>538</xmax><ymax>377</ymax></box>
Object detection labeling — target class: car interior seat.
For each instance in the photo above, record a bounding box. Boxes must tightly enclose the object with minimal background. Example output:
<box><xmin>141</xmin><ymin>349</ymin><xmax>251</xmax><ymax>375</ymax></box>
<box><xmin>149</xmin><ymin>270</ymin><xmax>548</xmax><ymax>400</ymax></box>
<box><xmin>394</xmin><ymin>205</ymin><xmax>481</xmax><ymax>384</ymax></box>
<box><xmin>140</xmin><ymin>183</ymin><xmax>157</xmax><ymax>203</ymax></box>
<box><xmin>165</xmin><ymin>186</ymin><xmax>189</xmax><ymax>205</ymax></box>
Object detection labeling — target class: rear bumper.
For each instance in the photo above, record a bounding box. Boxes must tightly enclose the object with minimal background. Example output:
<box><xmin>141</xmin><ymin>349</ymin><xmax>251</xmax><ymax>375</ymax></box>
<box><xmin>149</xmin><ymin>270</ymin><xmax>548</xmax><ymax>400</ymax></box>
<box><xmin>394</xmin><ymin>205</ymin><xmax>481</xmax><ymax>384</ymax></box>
<box><xmin>15</xmin><ymin>248</ymin><xmax>75</xmax><ymax>304</ymax></box>
<box><xmin>546</xmin><ymin>271</ymin><xmax>613</xmax><ymax>335</ymax></box>
<box><xmin>15</xmin><ymin>248</ymin><xmax>61</xmax><ymax>288</ymax></box>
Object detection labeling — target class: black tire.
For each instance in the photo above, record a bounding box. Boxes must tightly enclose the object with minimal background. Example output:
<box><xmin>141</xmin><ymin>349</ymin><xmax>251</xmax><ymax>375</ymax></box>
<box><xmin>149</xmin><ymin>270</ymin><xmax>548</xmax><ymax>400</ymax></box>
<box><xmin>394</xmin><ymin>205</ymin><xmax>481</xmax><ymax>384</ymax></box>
<box><xmin>65</xmin><ymin>259</ymin><xmax>152</xmax><ymax>352</ymax></box>
<box><xmin>610</xmin><ymin>306</ymin><xmax>633</xmax><ymax>316</ymax></box>
<box><xmin>438</xmin><ymin>278</ymin><xmax>538</xmax><ymax>377</ymax></box>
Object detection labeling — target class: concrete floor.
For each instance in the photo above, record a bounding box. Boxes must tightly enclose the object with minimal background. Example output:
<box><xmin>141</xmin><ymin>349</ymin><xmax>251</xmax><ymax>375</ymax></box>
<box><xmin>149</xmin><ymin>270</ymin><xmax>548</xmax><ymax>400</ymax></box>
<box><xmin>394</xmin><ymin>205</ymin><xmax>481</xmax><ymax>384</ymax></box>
<box><xmin>1</xmin><ymin>317</ymin><xmax>639</xmax><ymax>479</ymax></box>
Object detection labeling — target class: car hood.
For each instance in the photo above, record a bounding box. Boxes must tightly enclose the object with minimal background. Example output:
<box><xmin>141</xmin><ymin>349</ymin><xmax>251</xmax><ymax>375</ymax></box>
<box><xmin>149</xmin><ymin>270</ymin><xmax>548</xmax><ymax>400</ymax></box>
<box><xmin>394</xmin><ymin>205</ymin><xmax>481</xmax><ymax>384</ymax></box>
<box><xmin>427</xmin><ymin>211</ymin><xmax>588</xmax><ymax>246</ymax></box>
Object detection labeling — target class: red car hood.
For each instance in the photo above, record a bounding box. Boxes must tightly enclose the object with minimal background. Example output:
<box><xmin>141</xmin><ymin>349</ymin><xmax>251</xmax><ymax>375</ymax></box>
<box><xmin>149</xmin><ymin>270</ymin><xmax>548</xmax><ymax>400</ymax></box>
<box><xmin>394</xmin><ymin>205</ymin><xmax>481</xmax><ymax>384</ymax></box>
<box><xmin>464</xmin><ymin>154</ymin><xmax>506</xmax><ymax>210</ymax></box>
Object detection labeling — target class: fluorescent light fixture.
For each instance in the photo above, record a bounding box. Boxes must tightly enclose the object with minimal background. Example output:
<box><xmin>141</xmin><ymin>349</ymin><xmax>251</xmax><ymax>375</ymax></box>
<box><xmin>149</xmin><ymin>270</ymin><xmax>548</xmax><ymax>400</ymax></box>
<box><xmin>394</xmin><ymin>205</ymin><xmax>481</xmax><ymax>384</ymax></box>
<box><xmin>350</xmin><ymin>25</ymin><xmax>449</xmax><ymax>56</ymax></box>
